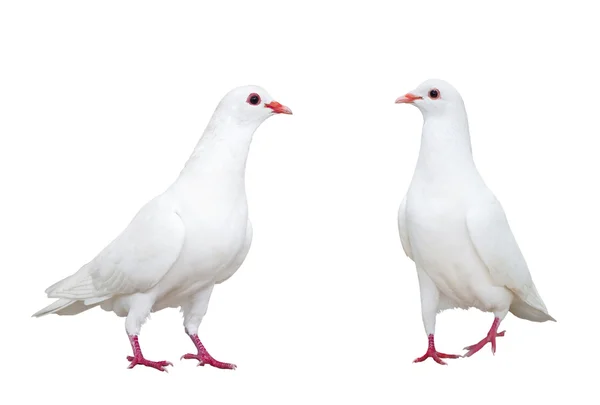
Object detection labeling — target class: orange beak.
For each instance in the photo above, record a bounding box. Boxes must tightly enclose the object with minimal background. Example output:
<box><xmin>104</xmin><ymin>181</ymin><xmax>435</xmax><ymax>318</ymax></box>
<box><xmin>265</xmin><ymin>101</ymin><xmax>293</xmax><ymax>114</ymax></box>
<box><xmin>395</xmin><ymin>93</ymin><xmax>423</xmax><ymax>104</ymax></box>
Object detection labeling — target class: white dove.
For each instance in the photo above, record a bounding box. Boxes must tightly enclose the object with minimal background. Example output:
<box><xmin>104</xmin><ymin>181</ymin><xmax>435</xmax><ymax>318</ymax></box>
<box><xmin>395</xmin><ymin>79</ymin><xmax>555</xmax><ymax>365</ymax></box>
<box><xmin>32</xmin><ymin>85</ymin><xmax>292</xmax><ymax>372</ymax></box>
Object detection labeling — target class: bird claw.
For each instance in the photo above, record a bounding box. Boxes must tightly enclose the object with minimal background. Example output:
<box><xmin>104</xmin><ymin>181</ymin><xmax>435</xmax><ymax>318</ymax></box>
<box><xmin>413</xmin><ymin>349</ymin><xmax>460</xmax><ymax>365</ymax></box>
<box><xmin>180</xmin><ymin>353</ymin><xmax>237</xmax><ymax>370</ymax></box>
<box><xmin>462</xmin><ymin>330</ymin><xmax>506</xmax><ymax>357</ymax></box>
<box><xmin>127</xmin><ymin>355</ymin><xmax>173</xmax><ymax>372</ymax></box>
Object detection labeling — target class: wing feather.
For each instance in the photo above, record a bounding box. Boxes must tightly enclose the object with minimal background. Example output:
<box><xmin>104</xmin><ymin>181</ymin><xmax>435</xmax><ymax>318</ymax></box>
<box><xmin>465</xmin><ymin>195</ymin><xmax>551</xmax><ymax>317</ymax></box>
<box><xmin>397</xmin><ymin>196</ymin><xmax>414</xmax><ymax>261</ymax></box>
<box><xmin>46</xmin><ymin>196</ymin><xmax>185</xmax><ymax>299</ymax></box>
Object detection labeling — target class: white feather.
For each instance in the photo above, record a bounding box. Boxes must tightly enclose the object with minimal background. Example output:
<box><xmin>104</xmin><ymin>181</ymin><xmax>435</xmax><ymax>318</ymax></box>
<box><xmin>466</xmin><ymin>194</ymin><xmax>555</xmax><ymax>321</ymax></box>
<box><xmin>33</xmin><ymin>85</ymin><xmax>292</xmax><ymax>343</ymax></box>
<box><xmin>397</xmin><ymin>196</ymin><xmax>413</xmax><ymax>260</ymax></box>
<box><xmin>396</xmin><ymin>78</ymin><xmax>555</xmax><ymax>340</ymax></box>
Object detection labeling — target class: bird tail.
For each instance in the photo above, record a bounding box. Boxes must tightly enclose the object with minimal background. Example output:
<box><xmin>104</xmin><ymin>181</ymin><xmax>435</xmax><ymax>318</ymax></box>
<box><xmin>509</xmin><ymin>297</ymin><xmax>556</xmax><ymax>322</ymax></box>
<box><xmin>32</xmin><ymin>297</ymin><xmax>108</xmax><ymax>317</ymax></box>
<box><xmin>32</xmin><ymin>298</ymin><xmax>79</xmax><ymax>317</ymax></box>
<box><xmin>34</xmin><ymin>262</ymin><xmax>113</xmax><ymax>318</ymax></box>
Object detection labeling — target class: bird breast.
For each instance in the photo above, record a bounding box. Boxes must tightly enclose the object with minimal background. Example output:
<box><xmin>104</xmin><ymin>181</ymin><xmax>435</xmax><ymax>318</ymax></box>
<box><xmin>405</xmin><ymin>189</ymin><xmax>489</xmax><ymax>303</ymax></box>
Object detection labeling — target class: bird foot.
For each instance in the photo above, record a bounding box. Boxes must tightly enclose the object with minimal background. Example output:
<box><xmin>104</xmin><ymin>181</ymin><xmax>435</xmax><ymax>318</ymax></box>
<box><xmin>414</xmin><ymin>349</ymin><xmax>460</xmax><ymax>365</ymax></box>
<box><xmin>413</xmin><ymin>334</ymin><xmax>460</xmax><ymax>365</ymax></box>
<box><xmin>462</xmin><ymin>317</ymin><xmax>505</xmax><ymax>357</ymax></box>
<box><xmin>126</xmin><ymin>355</ymin><xmax>173</xmax><ymax>372</ymax></box>
<box><xmin>182</xmin><ymin>333</ymin><xmax>237</xmax><ymax>370</ymax></box>
<box><xmin>126</xmin><ymin>334</ymin><xmax>173</xmax><ymax>372</ymax></box>
<box><xmin>180</xmin><ymin>353</ymin><xmax>237</xmax><ymax>370</ymax></box>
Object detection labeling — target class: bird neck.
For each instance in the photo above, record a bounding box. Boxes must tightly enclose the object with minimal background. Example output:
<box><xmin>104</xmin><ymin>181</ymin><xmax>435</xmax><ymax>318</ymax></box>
<box><xmin>180</xmin><ymin>114</ymin><xmax>261</xmax><ymax>179</ymax></box>
<box><xmin>415</xmin><ymin>110</ymin><xmax>476</xmax><ymax>178</ymax></box>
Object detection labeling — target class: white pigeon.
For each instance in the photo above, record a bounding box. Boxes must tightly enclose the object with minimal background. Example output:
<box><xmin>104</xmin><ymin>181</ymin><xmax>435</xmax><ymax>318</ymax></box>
<box><xmin>33</xmin><ymin>85</ymin><xmax>292</xmax><ymax>372</ymax></box>
<box><xmin>395</xmin><ymin>79</ymin><xmax>555</xmax><ymax>365</ymax></box>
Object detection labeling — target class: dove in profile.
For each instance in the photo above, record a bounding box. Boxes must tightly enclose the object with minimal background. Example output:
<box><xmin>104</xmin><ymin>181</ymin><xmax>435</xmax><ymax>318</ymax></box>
<box><xmin>395</xmin><ymin>79</ymin><xmax>555</xmax><ymax>365</ymax></box>
<box><xmin>33</xmin><ymin>85</ymin><xmax>292</xmax><ymax>372</ymax></box>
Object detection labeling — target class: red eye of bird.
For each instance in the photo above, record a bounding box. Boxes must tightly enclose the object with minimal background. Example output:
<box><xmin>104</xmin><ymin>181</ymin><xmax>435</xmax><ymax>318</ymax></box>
<box><xmin>246</xmin><ymin>93</ymin><xmax>261</xmax><ymax>105</ymax></box>
<box><xmin>428</xmin><ymin>88</ymin><xmax>440</xmax><ymax>99</ymax></box>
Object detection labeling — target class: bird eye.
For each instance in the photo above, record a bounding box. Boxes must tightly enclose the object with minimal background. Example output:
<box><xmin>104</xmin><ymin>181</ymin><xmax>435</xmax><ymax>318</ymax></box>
<box><xmin>246</xmin><ymin>93</ymin><xmax>261</xmax><ymax>106</ymax></box>
<box><xmin>428</xmin><ymin>89</ymin><xmax>440</xmax><ymax>99</ymax></box>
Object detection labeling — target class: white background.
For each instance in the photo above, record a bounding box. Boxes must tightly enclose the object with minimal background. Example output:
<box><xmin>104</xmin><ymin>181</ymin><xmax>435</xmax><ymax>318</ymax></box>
<box><xmin>1</xmin><ymin>0</ymin><xmax>597</xmax><ymax>403</ymax></box>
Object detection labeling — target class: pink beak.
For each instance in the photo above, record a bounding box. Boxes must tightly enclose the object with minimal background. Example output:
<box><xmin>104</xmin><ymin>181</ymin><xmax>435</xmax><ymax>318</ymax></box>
<box><xmin>395</xmin><ymin>93</ymin><xmax>423</xmax><ymax>104</ymax></box>
<box><xmin>265</xmin><ymin>101</ymin><xmax>293</xmax><ymax>114</ymax></box>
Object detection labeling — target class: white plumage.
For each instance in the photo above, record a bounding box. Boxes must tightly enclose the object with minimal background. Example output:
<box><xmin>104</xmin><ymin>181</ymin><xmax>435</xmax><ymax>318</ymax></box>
<box><xmin>33</xmin><ymin>85</ymin><xmax>292</xmax><ymax>371</ymax></box>
<box><xmin>395</xmin><ymin>79</ymin><xmax>555</xmax><ymax>365</ymax></box>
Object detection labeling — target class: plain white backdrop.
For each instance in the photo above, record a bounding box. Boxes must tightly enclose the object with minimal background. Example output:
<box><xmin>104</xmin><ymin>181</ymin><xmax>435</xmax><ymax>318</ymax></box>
<box><xmin>0</xmin><ymin>0</ymin><xmax>597</xmax><ymax>403</ymax></box>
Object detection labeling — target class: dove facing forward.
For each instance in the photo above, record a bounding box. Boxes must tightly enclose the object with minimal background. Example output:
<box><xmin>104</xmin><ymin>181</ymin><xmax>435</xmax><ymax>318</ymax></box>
<box><xmin>395</xmin><ymin>79</ymin><xmax>555</xmax><ymax>365</ymax></box>
<box><xmin>33</xmin><ymin>85</ymin><xmax>292</xmax><ymax>372</ymax></box>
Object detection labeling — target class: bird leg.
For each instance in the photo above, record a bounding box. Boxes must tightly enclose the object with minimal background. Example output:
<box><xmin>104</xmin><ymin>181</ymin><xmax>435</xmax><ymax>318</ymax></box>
<box><xmin>126</xmin><ymin>335</ymin><xmax>173</xmax><ymax>372</ymax></box>
<box><xmin>462</xmin><ymin>317</ymin><xmax>506</xmax><ymax>357</ymax></box>
<box><xmin>181</xmin><ymin>333</ymin><xmax>237</xmax><ymax>370</ymax></box>
<box><xmin>413</xmin><ymin>334</ymin><xmax>460</xmax><ymax>365</ymax></box>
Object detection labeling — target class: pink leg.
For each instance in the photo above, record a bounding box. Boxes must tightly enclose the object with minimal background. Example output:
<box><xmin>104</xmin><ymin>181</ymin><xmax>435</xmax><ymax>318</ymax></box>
<box><xmin>462</xmin><ymin>317</ymin><xmax>506</xmax><ymax>357</ymax></box>
<box><xmin>180</xmin><ymin>334</ymin><xmax>237</xmax><ymax>370</ymax></box>
<box><xmin>126</xmin><ymin>335</ymin><xmax>173</xmax><ymax>372</ymax></box>
<box><xmin>413</xmin><ymin>334</ymin><xmax>460</xmax><ymax>365</ymax></box>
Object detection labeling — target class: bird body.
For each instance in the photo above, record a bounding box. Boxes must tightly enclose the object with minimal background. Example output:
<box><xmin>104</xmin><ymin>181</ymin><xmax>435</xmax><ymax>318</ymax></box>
<box><xmin>33</xmin><ymin>85</ymin><xmax>292</xmax><ymax>371</ymax></box>
<box><xmin>395</xmin><ymin>79</ymin><xmax>554</xmax><ymax>364</ymax></box>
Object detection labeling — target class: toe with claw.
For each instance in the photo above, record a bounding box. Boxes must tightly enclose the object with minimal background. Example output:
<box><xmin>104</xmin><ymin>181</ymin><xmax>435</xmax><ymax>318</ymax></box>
<box><xmin>126</xmin><ymin>334</ymin><xmax>173</xmax><ymax>372</ymax></box>
<box><xmin>462</xmin><ymin>317</ymin><xmax>505</xmax><ymax>358</ymax></box>
<box><xmin>182</xmin><ymin>333</ymin><xmax>237</xmax><ymax>370</ymax></box>
<box><xmin>413</xmin><ymin>334</ymin><xmax>460</xmax><ymax>366</ymax></box>
<box><xmin>127</xmin><ymin>355</ymin><xmax>173</xmax><ymax>372</ymax></box>
<box><xmin>180</xmin><ymin>353</ymin><xmax>237</xmax><ymax>370</ymax></box>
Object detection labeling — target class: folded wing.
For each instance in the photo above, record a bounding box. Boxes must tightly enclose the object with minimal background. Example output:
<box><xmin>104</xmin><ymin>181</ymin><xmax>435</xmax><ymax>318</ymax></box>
<box><xmin>466</xmin><ymin>195</ymin><xmax>554</xmax><ymax>321</ymax></box>
<box><xmin>45</xmin><ymin>197</ymin><xmax>185</xmax><ymax>300</ymax></box>
<box><xmin>397</xmin><ymin>196</ymin><xmax>414</xmax><ymax>261</ymax></box>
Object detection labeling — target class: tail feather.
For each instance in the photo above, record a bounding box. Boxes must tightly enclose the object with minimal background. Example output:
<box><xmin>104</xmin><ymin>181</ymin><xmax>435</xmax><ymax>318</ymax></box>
<box><xmin>32</xmin><ymin>298</ymin><xmax>77</xmax><ymax>317</ymax></box>
<box><xmin>509</xmin><ymin>297</ymin><xmax>556</xmax><ymax>322</ymax></box>
<box><xmin>32</xmin><ymin>298</ymin><xmax>102</xmax><ymax>317</ymax></box>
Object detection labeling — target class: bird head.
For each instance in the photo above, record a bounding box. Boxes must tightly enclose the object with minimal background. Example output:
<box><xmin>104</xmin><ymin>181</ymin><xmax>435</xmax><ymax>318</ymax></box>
<box><xmin>395</xmin><ymin>79</ymin><xmax>465</xmax><ymax>118</ymax></box>
<box><xmin>216</xmin><ymin>85</ymin><xmax>292</xmax><ymax>125</ymax></box>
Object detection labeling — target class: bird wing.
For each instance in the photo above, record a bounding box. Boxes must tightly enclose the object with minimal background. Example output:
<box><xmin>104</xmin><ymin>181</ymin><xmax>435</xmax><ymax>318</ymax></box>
<box><xmin>215</xmin><ymin>220</ymin><xmax>253</xmax><ymax>284</ymax></box>
<box><xmin>397</xmin><ymin>195</ymin><xmax>414</xmax><ymax>261</ymax></box>
<box><xmin>465</xmin><ymin>194</ymin><xmax>548</xmax><ymax>314</ymax></box>
<box><xmin>45</xmin><ymin>195</ymin><xmax>185</xmax><ymax>300</ymax></box>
